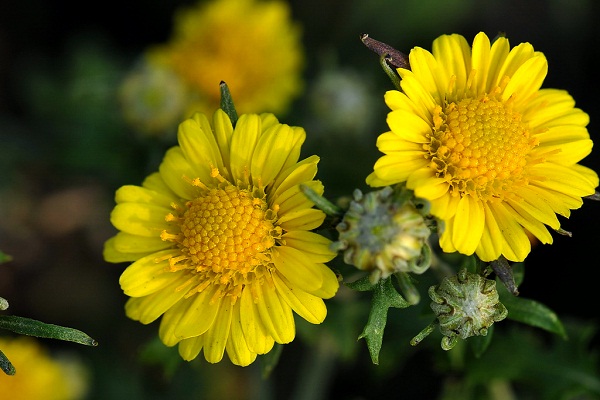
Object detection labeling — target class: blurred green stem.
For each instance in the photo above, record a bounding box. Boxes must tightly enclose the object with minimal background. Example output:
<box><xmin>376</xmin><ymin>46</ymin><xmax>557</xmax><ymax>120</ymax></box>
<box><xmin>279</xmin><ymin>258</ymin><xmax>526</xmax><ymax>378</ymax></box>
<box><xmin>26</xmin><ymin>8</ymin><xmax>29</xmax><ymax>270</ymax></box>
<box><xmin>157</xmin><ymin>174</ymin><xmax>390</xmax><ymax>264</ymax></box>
<box><xmin>291</xmin><ymin>335</ymin><xmax>337</xmax><ymax>400</ymax></box>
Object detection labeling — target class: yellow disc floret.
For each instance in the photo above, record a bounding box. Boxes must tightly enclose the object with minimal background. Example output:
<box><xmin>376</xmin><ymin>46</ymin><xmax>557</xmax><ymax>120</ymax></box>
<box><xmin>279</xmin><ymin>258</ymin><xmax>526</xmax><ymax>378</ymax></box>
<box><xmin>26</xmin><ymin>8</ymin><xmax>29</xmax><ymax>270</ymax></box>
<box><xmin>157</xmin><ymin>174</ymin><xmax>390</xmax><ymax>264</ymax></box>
<box><xmin>161</xmin><ymin>184</ymin><xmax>281</xmax><ymax>303</ymax></box>
<box><xmin>427</xmin><ymin>94</ymin><xmax>539</xmax><ymax>201</ymax></box>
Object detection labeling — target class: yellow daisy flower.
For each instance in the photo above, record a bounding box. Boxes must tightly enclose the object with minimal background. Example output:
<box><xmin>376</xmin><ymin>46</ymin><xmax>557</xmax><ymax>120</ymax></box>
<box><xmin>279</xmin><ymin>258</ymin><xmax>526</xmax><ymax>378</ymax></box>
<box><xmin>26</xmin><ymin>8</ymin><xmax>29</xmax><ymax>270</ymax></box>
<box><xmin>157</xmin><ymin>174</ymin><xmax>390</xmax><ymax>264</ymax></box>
<box><xmin>367</xmin><ymin>32</ymin><xmax>598</xmax><ymax>262</ymax></box>
<box><xmin>147</xmin><ymin>0</ymin><xmax>303</xmax><ymax>118</ymax></box>
<box><xmin>104</xmin><ymin>110</ymin><xmax>338</xmax><ymax>366</ymax></box>
<box><xmin>0</xmin><ymin>336</ymin><xmax>83</xmax><ymax>400</ymax></box>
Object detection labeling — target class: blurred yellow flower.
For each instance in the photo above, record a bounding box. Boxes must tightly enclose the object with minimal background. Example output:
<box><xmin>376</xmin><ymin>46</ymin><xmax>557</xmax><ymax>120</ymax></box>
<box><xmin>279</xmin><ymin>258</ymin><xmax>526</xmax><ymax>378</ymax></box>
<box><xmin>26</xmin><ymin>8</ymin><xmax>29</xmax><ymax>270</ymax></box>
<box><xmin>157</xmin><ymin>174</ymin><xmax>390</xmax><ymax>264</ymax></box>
<box><xmin>104</xmin><ymin>110</ymin><xmax>338</xmax><ymax>366</ymax></box>
<box><xmin>147</xmin><ymin>0</ymin><xmax>304</xmax><ymax>118</ymax></box>
<box><xmin>119</xmin><ymin>60</ymin><xmax>188</xmax><ymax>137</ymax></box>
<box><xmin>367</xmin><ymin>32</ymin><xmax>598</xmax><ymax>262</ymax></box>
<box><xmin>0</xmin><ymin>337</ymin><xmax>83</xmax><ymax>400</ymax></box>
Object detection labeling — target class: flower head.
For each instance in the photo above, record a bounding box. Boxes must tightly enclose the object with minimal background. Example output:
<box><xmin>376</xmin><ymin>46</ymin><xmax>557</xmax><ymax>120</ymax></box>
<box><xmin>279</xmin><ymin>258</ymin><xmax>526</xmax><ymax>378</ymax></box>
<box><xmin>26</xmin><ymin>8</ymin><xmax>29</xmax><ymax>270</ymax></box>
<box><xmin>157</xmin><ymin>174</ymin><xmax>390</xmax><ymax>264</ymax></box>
<box><xmin>332</xmin><ymin>186</ymin><xmax>431</xmax><ymax>282</ymax></box>
<box><xmin>0</xmin><ymin>336</ymin><xmax>85</xmax><ymax>400</ymax></box>
<box><xmin>367</xmin><ymin>32</ymin><xmax>598</xmax><ymax>262</ymax></box>
<box><xmin>147</xmin><ymin>0</ymin><xmax>303</xmax><ymax>118</ymax></box>
<box><xmin>119</xmin><ymin>60</ymin><xmax>188</xmax><ymax>136</ymax></box>
<box><xmin>104</xmin><ymin>110</ymin><xmax>338</xmax><ymax>366</ymax></box>
<box><xmin>428</xmin><ymin>268</ymin><xmax>508</xmax><ymax>350</ymax></box>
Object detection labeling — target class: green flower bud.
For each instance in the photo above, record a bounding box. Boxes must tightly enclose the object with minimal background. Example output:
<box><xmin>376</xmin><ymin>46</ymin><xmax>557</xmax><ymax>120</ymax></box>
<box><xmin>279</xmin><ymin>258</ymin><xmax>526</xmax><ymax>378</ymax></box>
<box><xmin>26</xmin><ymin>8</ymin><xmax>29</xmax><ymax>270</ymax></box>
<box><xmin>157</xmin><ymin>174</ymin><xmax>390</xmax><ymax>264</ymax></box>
<box><xmin>332</xmin><ymin>186</ymin><xmax>431</xmax><ymax>282</ymax></box>
<box><xmin>429</xmin><ymin>268</ymin><xmax>508</xmax><ymax>350</ymax></box>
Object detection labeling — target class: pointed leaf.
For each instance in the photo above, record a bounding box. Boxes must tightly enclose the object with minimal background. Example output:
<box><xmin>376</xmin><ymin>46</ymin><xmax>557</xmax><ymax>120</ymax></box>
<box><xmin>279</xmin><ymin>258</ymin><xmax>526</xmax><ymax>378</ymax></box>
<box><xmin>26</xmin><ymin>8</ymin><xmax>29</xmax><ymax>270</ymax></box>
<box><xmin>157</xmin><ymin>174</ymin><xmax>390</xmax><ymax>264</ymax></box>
<box><xmin>498</xmin><ymin>284</ymin><xmax>567</xmax><ymax>339</ymax></box>
<box><xmin>260</xmin><ymin>343</ymin><xmax>283</xmax><ymax>379</ymax></box>
<box><xmin>470</xmin><ymin>324</ymin><xmax>495</xmax><ymax>358</ymax></box>
<box><xmin>0</xmin><ymin>350</ymin><xmax>15</xmax><ymax>375</ymax></box>
<box><xmin>0</xmin><ymin>316</ymin><xmax>98</xmax><ymax>346</ymax></box>
<box><xmin>357</xmin><ymin>278</ymin><xmax>411</xmax><ymax>364</ymax></box>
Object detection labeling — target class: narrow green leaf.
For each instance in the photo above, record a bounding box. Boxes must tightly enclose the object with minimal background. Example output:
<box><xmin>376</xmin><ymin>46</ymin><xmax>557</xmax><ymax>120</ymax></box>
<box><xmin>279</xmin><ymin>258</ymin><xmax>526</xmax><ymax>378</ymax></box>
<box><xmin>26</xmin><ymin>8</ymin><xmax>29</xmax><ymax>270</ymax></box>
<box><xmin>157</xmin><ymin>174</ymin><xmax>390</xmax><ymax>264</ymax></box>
<box><xmin>498</xmin><ymin>284</ymin><xmax>567</xmax><ymax>339</ymax></box>
<box><xmin>260</xmin><ymin>343</ymin><xmax>283</xmax><ymax>379</ymax></box>
<box><xmin>470</xmin><ymin>324</ymin><xmax>494</xmax><ymax>358</ymax></box>
<box><xmin>219</xmin><ymin>81</ymin><xmax>238</xmax><ymax>126</ymax></box>
<box><xmin>0</xmin><ymin>349</ymin><xmax>16</xmax><ymax>375</ymax></box>
<box><xmin>358</xmin><ymin>278</ymin><xmax>411</xmax><ymax>364</ymax></box>
<box><xmin>0</xmin><ymin>316</ymin><xmax>98</xmax><ymax>346</ymax></box>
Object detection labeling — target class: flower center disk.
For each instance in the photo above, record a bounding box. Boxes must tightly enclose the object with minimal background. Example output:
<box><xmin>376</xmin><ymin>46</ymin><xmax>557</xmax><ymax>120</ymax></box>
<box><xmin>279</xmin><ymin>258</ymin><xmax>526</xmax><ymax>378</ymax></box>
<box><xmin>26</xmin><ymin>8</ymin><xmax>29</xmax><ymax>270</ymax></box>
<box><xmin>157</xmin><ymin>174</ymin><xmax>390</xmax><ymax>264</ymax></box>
<box><xmin>426</xmin><ymin>95</ymin><xmax>539</xmax><ymax>201</ymax></box>
<box><xmin>163</xmin><ymin>185</ymin><xmax>280</xmax><ymax>301</ymax></box>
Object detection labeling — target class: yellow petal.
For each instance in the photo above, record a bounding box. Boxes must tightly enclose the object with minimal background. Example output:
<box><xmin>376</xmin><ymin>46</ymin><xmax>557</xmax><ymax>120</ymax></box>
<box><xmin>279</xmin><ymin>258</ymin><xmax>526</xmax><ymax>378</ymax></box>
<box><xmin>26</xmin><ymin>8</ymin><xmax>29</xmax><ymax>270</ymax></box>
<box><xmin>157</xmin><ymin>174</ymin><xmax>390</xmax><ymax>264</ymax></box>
<box><xmin>159</xmin><ymin>147</ymin><xmax>196</xmax><ymax>200</ymax></box>
<box><xmin>485</xmin><ymin>36</ymin><xmax>510</xmax><ymax>91</ymax></box>
<box><xmin>503</xmin><ymin>54</ymin><xmax>547</xmax><ymax>105</ymax></box>
<box><xmin>277</xmin><ymin>208</ymin><xmax>325</xmax><ymax>231</ymax></box>
<box><xmin>142</xmin><ymin>172</ymin><xmax>176</xmax><ymax>198</ymax></box>
<box><xmin>251</xmin><ymin>123</ymin><xmax>295</xmax><ymax>187</ymax></box>
<box><xmin>229</xmin><ymin>114</ymin><xmax>261</xmax><ymax>184</ymax></box>
<box><xmin>273</xmin><ymin>246</ymin><xmax>323</xmax><ymax>292</ymax></box>
<box><xmin>119</xmin><ymin>250</ymin><xmax>182</xmax><ymax>297</ymax></box>
<box><xmin>225</xmin><ymin>300</ymin><xmax>257</xmax><ymax>366</ymax></box>
<box><xmin>173</xmin><ymin>285</ymin><xmax>221</xmax><ymax>340</ymax></box>
<box><xmin>489</xmin><ymin>202</ymin><xmax>531</xmax><ymax>262</ymax></box>
<box><xmin>115</xmin><ymin>185</ymin><xmax>175</xmax><ymax>208</ymax></box>
<box><xmin>530</xmin><ymin>163</ymin><xmax>597</xmax><ymax>197</ymax></box>
<box><xmin>178</xmin><ymin>335</ymin><xmax>204</xmax><ymax>361</ymax></box>
<box><xmin>177</xmin><ymin>116</ymin><xmax>222</xmax><ymax>182</ymax></box>
<box><xmin>470</xmin><ymin>32</ymin><xmax>491</xmax><ymax>96</ymax></box>
<box><xmin>110</xmin><ymin>203</ymin><xmax>170</xmax><ymax>237</ymax></box>
<box><xmin>276</xmin><ymin>180</ymin><xmax>323</xmax><ymax>215</ymax></box>
<box><xmin>281</xmin><ymin>231</ymin><xmax>336</xmax><ymax>263</ymax></box>
<box><xmin>240</xmin><ymin>285</ymin><xmax>275</xmax><ymax>354</ymax></box>
<box><xmin>407</xmin><ymin>47</ymin><xmax>446</xmax><ymax>104</ymax></box>
<box><xmin>475</xmin><ymin>203</ymin><xmax>503</xmax><ymax>262</ymax></box>
<box><xmin>504</xmin><ymin>202</ymin><xmax>553</xmax><ymax>244</ymax></box>
<box><xmin>451</xmin><ymin>195</ymin><xmax>485</xmax><ymax>255</ymax></box>
<box><xmin>202</xmin><ymin>301</ymin><xmax>233</xmax><ymax>364</ymax></box>
<box><xmin>103</xmin><ymin>237</ymin><xmax>154</xmax><ymax>263</ymax></box>
<box><xmin>273</xmin><ymin>272</ymin><xmax>327</xmax><ymax>324</ymax></box>
<box><xmin>159</xmin><ymin>298</ymin><xmax>196</xmax><ymax>346</ymax></box>
<box><xmin>432</xmin><ymin>33</ymin><xmax>471</xmax><ymax>92</ymax></box>
<box><xmin>125</xmin><ymin>280</ymin><xmax>188</xmax><ymax>325</ymax></box>
<box><xmin>110</xmin><ymin>231</ymin><xmax>172</xmax><ymax>255</ymax></box>
<box><xmin>371</xmin><ymin>154</ymin><xmax>429</xmax><ymax>184</ymax></box>
<box><xmin>397</xmin><ymin>76</ymin><xmax>436</xmax><ymax>123</ymax></box>
<box><xmin>387</xmin><ymin>109</ymin><xmax>431</xmax><ymax>143</ymax></box>
<box><xmin>303</xmin><ymin>262</ymin><xmax>339</xmax><ymax>299</ymax></box>
<box><xmin>271</xmin><ymin>156</ymin><xmax>319</xmax><ymax>200</ymax></box>
<box><xmin>212</xmin><ymin>109</ymin><xmax>234</xmax><ymax>169</ymax></box>
<box><xmin>255</xmin><ymin>280</ymin><xmax>295</xmax><ymax>344</ymax></box>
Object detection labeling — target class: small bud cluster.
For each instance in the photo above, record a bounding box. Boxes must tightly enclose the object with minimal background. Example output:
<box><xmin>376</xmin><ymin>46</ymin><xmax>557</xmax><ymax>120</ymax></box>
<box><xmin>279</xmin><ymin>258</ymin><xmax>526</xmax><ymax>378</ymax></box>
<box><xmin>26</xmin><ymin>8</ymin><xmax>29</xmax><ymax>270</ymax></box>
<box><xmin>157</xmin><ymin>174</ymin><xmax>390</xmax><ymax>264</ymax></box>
<box><xmin>429</xmin><ymin>268</ymin><xmax>508</xmax><ymax>350</ymax></box>
<box><xmin>332</xmin><ymin>186</ymin><xmax>431</xmax><ymax>282</ymax></box>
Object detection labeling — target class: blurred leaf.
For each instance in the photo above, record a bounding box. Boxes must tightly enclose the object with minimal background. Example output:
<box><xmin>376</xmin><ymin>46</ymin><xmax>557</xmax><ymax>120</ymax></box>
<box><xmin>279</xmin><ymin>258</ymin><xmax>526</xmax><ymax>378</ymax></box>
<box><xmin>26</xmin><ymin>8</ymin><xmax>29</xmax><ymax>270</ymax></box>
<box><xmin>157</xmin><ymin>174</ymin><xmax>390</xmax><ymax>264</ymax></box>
<box><xmin>497</xmin><ymin>284</ymin><xmax>567</xmax><ymax>339</ymax></box>
<box><xmin>353</xmin><ymin>277</ymin><xmax>411</xmax><ymax>364</ymax></box>
<box><xmin>139</xmin><ymin>336</ymin><xmax>182</xmax><ymax>379</ymax></box>
<box><xmin>0</xmin><ymin>316</ymin><xmax>98</xmax><ymax>346</ymax></box>
<box><xmin>0</xmin><ymin>349</ymin><xmax>16</xmax><ymax>375</ymax></box>
<box><xmin>0</xmin><ymin>251</ymin><xmax>12</xmax><ymax>265</ymax></box>
<box><xmin>260</xmin><ymin>343</ymin><xmax>283</xmax><ymax>379</ymax></box>
<box><xmin>470</xmin><ymin>324</ymin><xmax>494</xmax><ymax>358</ymax></box>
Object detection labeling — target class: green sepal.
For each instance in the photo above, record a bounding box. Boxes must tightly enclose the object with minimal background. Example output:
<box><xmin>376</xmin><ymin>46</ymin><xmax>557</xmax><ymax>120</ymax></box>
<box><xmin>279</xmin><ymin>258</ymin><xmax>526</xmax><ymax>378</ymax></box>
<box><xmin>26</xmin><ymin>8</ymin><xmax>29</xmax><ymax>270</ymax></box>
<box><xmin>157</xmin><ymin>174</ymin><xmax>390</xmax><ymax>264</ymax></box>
<box><xmin>0</xmin><ymin>316</ymin><xmax>98</xmax><ymax>346</ymax></box>
<box><xmin>219</xmin><ymin>81</ymin><xmax>238</xmax><ymax>126</ymax></box>
<box><xmin>299</xmin><ymin>184</ymin><xmax>344</xmax><ymax>217</ymax></box>
<box><xmin>0</xmin><ymin>349</ymin><xmax>16</xmax><ymax>375</ymax></box>
<box><xmin>260</xmin><ymin>343</ymin><xmax>283</xmax><ymax>379</ymax></box>
<box><xmin>497</xmin><ymin>282</ymin><xmax>567</xmax><ymax>339</ymax></box>
<box><xmin>348</xmin><ymin>276</ymin><xmax>411</xmax><ymax>364</ymax></box>
<box><xmin>470</xmin><ymin>324</ymin><xmax>495</xmax><ymax>358</ymax></box>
